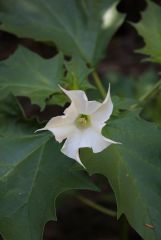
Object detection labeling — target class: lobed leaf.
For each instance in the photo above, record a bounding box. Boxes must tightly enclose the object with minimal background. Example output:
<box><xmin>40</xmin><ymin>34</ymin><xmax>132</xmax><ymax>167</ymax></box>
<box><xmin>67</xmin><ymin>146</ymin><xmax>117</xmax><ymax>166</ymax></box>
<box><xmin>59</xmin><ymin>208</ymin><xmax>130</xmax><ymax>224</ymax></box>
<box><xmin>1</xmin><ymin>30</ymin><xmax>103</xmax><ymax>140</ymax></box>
<box><xmin>0</xmin><ymin>0</ymin><xmax>125</xmax><ymax>65</ymax></box>
<box><xmin>132</xmin><ymin>0</ymin><xmax>161</xmax><ymax>64</ymax></box>
<box><xmin>0</xmin><ymin>95</ymin><xmax>97</xmax><ymax>240</ymax></box>
<box><xmin>0</xmin><ymin>47</ymin><xmax>64</xmax><ymax>109</ymax></box>
<box><xmin>49</xmin><ymin>55</ymin><xmax>94</xmax><ymax>106</ymax></box>
<box><xmin>81</xmin><ymin>112</ymin><xmax>161</xmax><ymax>240</ymax></box>
<box><xmin>64</xmin><ymin>56</ymin><xmax>93</xmax><ymax>90</ymax></box>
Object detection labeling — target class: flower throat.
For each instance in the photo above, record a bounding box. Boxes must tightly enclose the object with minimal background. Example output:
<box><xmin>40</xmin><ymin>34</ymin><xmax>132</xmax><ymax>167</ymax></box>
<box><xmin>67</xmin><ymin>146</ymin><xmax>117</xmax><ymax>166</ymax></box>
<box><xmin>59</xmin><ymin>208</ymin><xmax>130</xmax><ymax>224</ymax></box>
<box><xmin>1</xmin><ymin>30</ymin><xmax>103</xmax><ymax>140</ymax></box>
<box><xmin>75</xmin><ymin>114</ymin><xmax>91</xmax><ymax>129</ymax></box>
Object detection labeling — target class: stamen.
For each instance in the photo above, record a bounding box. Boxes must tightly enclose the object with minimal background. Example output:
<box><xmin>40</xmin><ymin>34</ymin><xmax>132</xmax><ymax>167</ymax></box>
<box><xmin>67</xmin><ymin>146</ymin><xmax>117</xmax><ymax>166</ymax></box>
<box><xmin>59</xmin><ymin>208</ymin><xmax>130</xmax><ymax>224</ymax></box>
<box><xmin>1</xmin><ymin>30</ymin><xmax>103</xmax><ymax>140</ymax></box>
<box><xmin>75</xmin><ymin>114</ymin><xmax>90</xmax><ymax>129</ymax></box>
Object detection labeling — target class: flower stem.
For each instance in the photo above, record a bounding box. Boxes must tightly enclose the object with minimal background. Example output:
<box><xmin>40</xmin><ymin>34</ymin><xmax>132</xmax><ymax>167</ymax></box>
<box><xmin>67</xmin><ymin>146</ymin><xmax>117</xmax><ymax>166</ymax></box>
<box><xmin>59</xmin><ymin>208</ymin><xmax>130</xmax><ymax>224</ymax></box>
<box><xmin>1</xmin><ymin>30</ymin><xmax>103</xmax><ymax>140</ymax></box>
<box><xmin>77</xmin><ymin>195</ymin><xmax>116</xmax><ymax>218</ymax></box>
<box><xmin>92</xmin><ymin>70</ymin><xmax>106</xmax><ymax>98</ymax></box>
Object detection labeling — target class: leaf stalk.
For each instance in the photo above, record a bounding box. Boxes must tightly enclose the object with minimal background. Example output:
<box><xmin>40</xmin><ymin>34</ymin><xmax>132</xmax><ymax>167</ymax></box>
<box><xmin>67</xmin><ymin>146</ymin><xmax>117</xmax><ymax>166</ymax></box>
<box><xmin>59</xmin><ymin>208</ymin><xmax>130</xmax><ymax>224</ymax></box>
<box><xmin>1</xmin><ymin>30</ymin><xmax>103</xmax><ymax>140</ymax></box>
<box><xmin>77</xmin><ymin>195</ymin><xmax>116</xmax><ymax>218</ymax></box>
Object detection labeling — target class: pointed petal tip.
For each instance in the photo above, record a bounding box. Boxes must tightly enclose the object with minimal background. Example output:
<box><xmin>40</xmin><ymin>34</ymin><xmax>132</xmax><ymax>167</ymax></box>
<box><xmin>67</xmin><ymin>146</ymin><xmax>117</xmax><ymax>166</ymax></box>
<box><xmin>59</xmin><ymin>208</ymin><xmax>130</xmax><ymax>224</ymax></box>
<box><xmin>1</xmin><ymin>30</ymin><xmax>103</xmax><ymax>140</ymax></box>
<box><xmin>73</xmin><ymin>153</ymin><xmax>86</xmax><ymax>169</ymax></box>
<box><xmin>104</xmin><ymin>136</ymin><xmax>121</xmax><ymax>145</ymax></box>
<box><xmin>107</xmin><ymin>137</ymin><xmax>121</xmax><ymax>145</ymax></box>
<box><xmin>34</xmin><ymin>128</ymin><xmax>43</xmax><ymax>133</ymax></box>
<box><xmin>59</xmin><ymin>85</ymin><xmax>72</xmax><ymax>100</ymax></box>
<box><xmin>76</xmin><ymin>156</ymin><xmax>86</xmax><ymax>169</ymax></box>
<box><xmin>61</xmin><ymin>145</ymin><xmax>86</xmax><ymax>169</ymax></box>
<box><xmin>112</xmin><ymin>141</ymin><xmax>122</xmax><ymax>145</ymax></box>
<box><xmin>104</xmin><ymin>82</ymin><xmax>111</xmax><ymax>100</ymax></box>
<box><xmin>58</xmin><ymin>84</ymin><xmax>64</xmax><ymax>91</ymax></box>
<box><xmin>34</xmin><ymin>127</ymin><xmax>48</xmax><ymax>134</ymax></box>
<box><xmin>59</xmin><ymin>85</ymin><xmax>66</xmax><ymax>94</ymax></box>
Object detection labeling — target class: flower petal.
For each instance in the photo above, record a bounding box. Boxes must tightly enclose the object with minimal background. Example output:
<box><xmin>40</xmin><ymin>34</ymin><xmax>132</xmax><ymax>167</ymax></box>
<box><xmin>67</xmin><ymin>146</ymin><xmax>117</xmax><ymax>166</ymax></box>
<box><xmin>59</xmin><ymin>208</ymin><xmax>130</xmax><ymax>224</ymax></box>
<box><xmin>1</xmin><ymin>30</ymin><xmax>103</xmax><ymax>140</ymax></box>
<box><xmin>78</xmin><ymin>126</ymin><xmax>118</xmax><ymax>153</ymax></box>
<box><xmin>91</xmin><ymin>84</ymin><xmax>113</xmax><ymax>126</ymax></box>
<box><xmin>60</xmin><ymin>86</ymin><xmax>88</xmax><ymax>114</ymax></box>
<box><xmin>36</xmin><ymin>85</ymin><xmax>118</xmax><ymax>168</ymax></box>
<box><xmin>60</xmin><ymin>86</ymin><xmax>102</xmax><ymax>115</ymax></box>
<box><xmin>37</xmin><ymin>115</ymin><xmax>76</xmax><ymax>143</ymax></box>
<box><xmin>50</xmin><ymin>124</ymin><xmax>75</xmax><ymax>143</ymax></box>
<box><xmin>61</xmin><ymin>126</ymin><xmax>118</xmax><ymax>167</ymax></box>
<box><xmin>63</xmin><ymin>102</ymin><xmax>78</xmax><ymax>119</ymax></box>
<box><xmin>61</xmin><ymin>129</ymin><xmax>85</xmax><ymax>167</ymax></box>
<box><xmin>85</xmin><ymin>100</ymin><xmax>101</xmax><ymax>114</ymax></box>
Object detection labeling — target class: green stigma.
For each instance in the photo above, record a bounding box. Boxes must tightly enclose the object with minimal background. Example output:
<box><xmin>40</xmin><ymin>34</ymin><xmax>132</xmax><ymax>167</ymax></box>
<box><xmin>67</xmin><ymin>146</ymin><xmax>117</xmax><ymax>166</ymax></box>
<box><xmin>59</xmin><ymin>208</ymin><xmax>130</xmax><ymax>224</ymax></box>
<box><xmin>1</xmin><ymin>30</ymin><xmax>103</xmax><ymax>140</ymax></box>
<box><xmin>75</xmin><ymin>114</ymin><xmax>91</xmax><ymax>129</ymax></box>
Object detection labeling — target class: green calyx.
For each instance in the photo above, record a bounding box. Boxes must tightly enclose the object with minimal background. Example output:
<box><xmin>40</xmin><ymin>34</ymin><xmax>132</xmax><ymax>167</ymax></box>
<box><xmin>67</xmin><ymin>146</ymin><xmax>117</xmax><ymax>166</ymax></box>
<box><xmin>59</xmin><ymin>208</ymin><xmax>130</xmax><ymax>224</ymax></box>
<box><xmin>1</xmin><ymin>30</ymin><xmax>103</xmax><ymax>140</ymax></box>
<box><xmin>75</xmin><ymin>114</ymin><xmax>91</xmax><ymax>129</ymax></box>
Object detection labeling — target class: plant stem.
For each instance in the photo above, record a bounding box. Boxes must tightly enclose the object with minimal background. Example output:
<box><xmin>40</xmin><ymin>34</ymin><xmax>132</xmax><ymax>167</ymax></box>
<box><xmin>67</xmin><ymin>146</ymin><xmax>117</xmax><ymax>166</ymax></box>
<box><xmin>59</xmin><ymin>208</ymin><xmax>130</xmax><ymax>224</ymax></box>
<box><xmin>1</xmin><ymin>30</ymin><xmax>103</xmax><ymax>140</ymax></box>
<box><xmin>130</xmin><ymin>79</ymin><xmax>161</xmax><ymax>111</ymax></box>
<box><xmin>77</xmin><ymin>195</ymin><xmax>116</xmax><ymax>218</ymax></box>
<box><xmin>92</xmin><ymin>70</ymin><xmax>106</xmax><ymax>98</ymax></box>
<box><xmin>139</xmin><ymin>79</ymin><xmax>161</xmax><ymax>103</ymax></box>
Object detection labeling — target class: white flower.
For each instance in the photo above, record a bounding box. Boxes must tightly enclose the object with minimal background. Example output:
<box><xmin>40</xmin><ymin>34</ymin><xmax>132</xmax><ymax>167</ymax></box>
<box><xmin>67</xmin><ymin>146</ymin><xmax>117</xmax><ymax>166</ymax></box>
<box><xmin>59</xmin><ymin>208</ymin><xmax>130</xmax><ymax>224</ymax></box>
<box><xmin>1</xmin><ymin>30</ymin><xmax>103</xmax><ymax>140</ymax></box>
<box><xmin>37</xmin><ymin>85</ymin><xmax>119</xmax><ymax>167</ymax></box>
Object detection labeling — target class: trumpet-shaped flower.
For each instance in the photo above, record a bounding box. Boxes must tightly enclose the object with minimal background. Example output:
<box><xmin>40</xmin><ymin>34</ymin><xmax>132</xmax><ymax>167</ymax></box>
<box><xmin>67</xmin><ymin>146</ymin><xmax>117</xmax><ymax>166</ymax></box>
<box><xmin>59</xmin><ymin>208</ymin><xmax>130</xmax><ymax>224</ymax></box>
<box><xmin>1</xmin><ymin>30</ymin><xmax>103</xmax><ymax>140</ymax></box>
<box><xmin>37</xmin><ymin>86</ymin><xmax>119</xmax><ymax>167</ymax></box>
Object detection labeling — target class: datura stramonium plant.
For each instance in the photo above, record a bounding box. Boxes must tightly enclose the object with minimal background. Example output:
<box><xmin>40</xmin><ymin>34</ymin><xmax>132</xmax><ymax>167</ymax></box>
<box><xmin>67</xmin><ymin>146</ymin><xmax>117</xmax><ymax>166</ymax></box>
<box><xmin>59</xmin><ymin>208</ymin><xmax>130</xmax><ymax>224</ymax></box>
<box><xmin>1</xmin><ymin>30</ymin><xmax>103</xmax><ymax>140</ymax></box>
<box><xmin>37</xmin><ymin>86</ymin><xmax>119</xmax><ymax>167</ymax></box>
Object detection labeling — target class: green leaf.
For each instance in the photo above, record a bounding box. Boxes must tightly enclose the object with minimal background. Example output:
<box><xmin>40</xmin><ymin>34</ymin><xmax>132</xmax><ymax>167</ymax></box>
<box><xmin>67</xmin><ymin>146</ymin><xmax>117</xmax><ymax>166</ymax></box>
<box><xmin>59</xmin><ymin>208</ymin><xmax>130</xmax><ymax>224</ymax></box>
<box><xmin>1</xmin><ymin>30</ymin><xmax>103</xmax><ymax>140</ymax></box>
<box><xmin>133</xmin><ymin>1</ymin><xmax>161</xmax><ymax>64</ymax></box>
<box><xmin>112</xmin><ymin>96</ymin><xmax>137</xmax><ymax>113</ymax></box>
<box><xmin>64</xmin><ymin>56</ymin><xmax>93</xmax><ymax>90</ymax></box>
<box><xmin>48</xmin><ymin>56</ymin><xmax>94</xmax><ymax>106</ymax></box>
<box><xmin>0</xmin><ymin>94</ymin><xmax>38</xmax><ymax>136</ymax></box>
<box><xmin>0</xmin><ymin>95</ymin><xmax>97</xmax><ymax>240</ymax></box>
<box><xmin>0</xmin><ymin>47</ymin><xmax>64</xmax><ymax>109</ymax></box>
<box><xmin>81</xmin><ymin>112</ymin><xmax>161</xmax><ymax>240</ymax></box>
<box><xmin>104</xmin><ymin>68</ymin><xmax>159</xmax><ymax>100</ymax></box>
<box><xmin>0</xmin><ymin>0</ymin><xmax>125</xmax><ymax>65</ymax></box>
